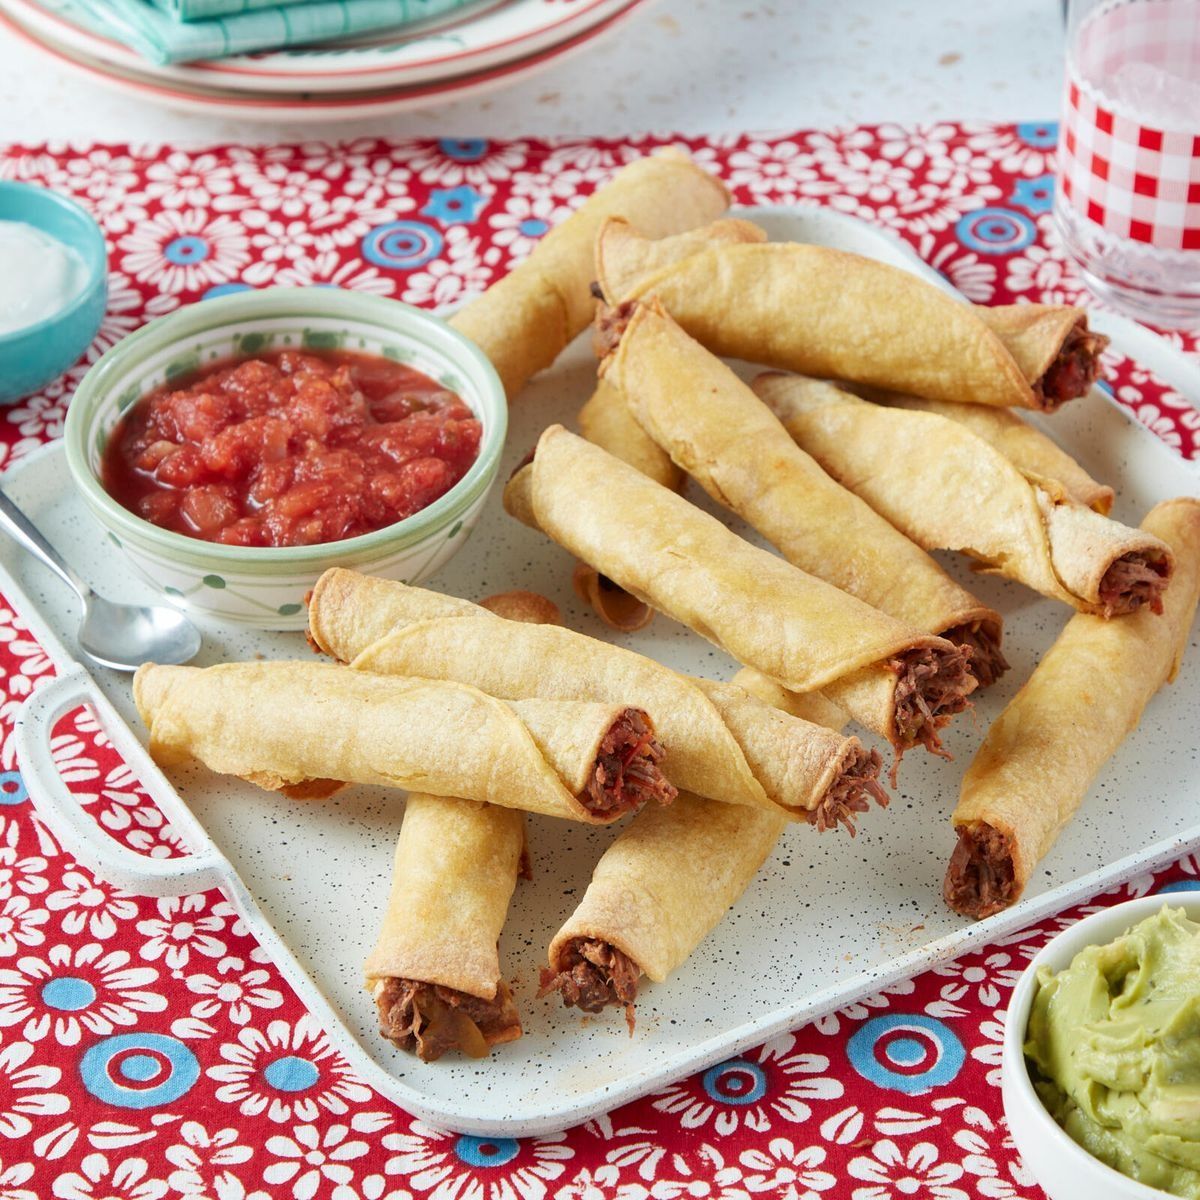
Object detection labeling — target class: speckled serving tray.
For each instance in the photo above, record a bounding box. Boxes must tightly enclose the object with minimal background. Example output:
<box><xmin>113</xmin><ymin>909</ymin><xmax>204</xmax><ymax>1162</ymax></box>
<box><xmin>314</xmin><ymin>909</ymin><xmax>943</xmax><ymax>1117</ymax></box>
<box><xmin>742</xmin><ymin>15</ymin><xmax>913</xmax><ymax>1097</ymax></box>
<box><xmin>12</xmin><ymin>207</ymin><xmax>1200</xmax><ymax>1137</ymax></box>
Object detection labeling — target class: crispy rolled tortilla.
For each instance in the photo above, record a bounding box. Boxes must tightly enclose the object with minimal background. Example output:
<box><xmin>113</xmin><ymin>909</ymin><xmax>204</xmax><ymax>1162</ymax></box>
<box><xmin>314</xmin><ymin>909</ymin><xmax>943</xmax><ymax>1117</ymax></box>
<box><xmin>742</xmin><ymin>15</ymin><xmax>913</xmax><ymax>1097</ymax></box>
<box><xmin>133</xmin><ymin>661</ymin><xmax>675</xmax><ymax>824</ymax></box>
<box><xmin>308</xmin><ymin>570</ymin><xmax>888</xmax><ymax>831</ymax></box>
<box><xmin>367</xmin><ymin>590</ymin><xmax>560</xmax><ymax>1062</ymax></box>
<box><xmin>593</xmin><ymin>220</ymin><xmax>1107</xmax><ymax>411</ymax></box>
<box><xmin>730</xmin><ymin>667</ymin><xmax>849</xmax><ymax>728</ymax></box>
<box><xmin>573</xmin><ymin>219</ymin><xmax>769</xmax><ymax>631</ymax></box>
<box><xmin>502</xmin><ymin>426</ymin><xmax>974</xmax><ymax>752</ymax></box>
<box><xmin>945</xmin><ymin>498</ymin><xmax>1200</xmax><ymax>918</ymax></box>
<box><xmin>541</xmin><ymin>792</ymin><xmax>788</xmax><ymax>1030</ymax></box>
<box><xmin>447</xmin><ymin>148</ymin><xmax>728</xmax><ymax>399</ymax></box>
<box><xmin>856</xmin><ymin>386</ymin><xmax>1114</xmax><ymax>514</ymax></box>
<box><xmin>368</xmin><ymin>796</ymin><xmax>525</xmax><ymax>1062</ymax></box>
<box><xmin>571</xmin><ymin>559</ymin><xmax>656</xmax><ymax>633</ymax></box>
<box><xmin>579</xmin><ymin>378</ymin><xmax>684</xmax><ymax>493</ymax></box>
<box><xmin>574</xmin><ymin>377</ymin><xmax>667</xmax><ymax>631</ymax></box>
<box><xmin>973</xmin><ymin>303</ymin><xmax>1108</xmax><ymax>413</ymax></box>
<box><xmin>542</xmin><ymin>679</ymin><xmax>852</xmax><ymax>1026</ymax></box>
<box><xmin>756</xmin><ymin>374</ymin><xmax>1173</xmax><ymax>618</ymax></box>
<box><xmin>607</xmin><ymin>302</ymin><xmax>1008</xmax><ymax>686</ymax></box>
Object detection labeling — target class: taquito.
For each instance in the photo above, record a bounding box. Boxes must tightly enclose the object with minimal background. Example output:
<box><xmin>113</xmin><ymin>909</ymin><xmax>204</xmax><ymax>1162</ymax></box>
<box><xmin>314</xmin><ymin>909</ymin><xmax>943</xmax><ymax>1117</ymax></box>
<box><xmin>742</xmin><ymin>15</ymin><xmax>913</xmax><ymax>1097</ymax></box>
<box><xmin>574</xmin><ymin>219</ymin><xmax>769</xmax><ymax>632</ymax></box>
<box><xmin>541</xmin><ymin>792</ymin><xmax>788</xmax><ymax>1031</ymax></box>
<box><xmin>579</xmin><ymin>378</ymin><xmax>683</xmax><ymax>493</ymax></box>
<box><xmin>756</xmin><ymin>374</ymin><xmax>1174</xmax><ymax>618</ymax></box>
<box><xmin>502</xmin><ymin>425</ymin><xmax>975</xmax><ymax>752</ymax></box>
<box><xmin>593</xmin><ymin>220</ymin><xmax>1107</xmax><ymax>411</ymax></box>
<box><xmin>133</xmin><ymin>661</ymin><xmax>675</xmax><ymax>824</ymax></box>
<box><xmin>856</xmin><ymin>387</ymin><xmax>1114</xmax><ymax>514</ymax></box>
<box><xmin>368</xmin><ymin>796</ymin><xmax>525</xmax><ymax>1061</ymax></box>
<box><xmin>606</xmin><ymin>302</ymin><xmax>1008</xmax><ymax>686</ymax></box>
<box><xmin>730</xmin><ymin>667</ymin><xmax>849</xmax><ymax>728</ymax></box>
<box><xmin>541</xmin><ymin>674</ymin><xmax>852</xmax><ymax>1027</ymax></box>
<box><xmin>973</xmin><ymin>302</ymin><xmax>1108</xmax><ymax>413</ymax></box>
<box><xmin>576</xmin><ymin>380</ymin><xmax>674</xmax><ymax>632</ymax></box>
<box><xmin>367</xmin><ymin>589</ymin><xmax>560</xmax><ymax>1062</ymax></box>
<box><xmin>945</xmin><ymin>498</ymin><xmax>1200</xmax><ymax>919</ymax></box>
<box><xmin>308</xmin><ymin>570</ymin><xmax>888</xmax><ymax>832</ymax></box>
<box><xmin>447</xmin><ymin>148</ymin><xmax>728</xmax><ymax>399</ymax></box>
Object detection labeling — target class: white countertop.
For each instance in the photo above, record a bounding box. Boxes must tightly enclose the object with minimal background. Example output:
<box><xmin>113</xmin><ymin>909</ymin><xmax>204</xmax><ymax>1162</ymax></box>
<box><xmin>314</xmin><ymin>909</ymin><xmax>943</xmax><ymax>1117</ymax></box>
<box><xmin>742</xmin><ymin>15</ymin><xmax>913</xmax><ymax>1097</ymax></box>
<box><xmin>0</xmin><ymin>0</ymin><xmax>1065</xmax><ymax>145</ymax></box>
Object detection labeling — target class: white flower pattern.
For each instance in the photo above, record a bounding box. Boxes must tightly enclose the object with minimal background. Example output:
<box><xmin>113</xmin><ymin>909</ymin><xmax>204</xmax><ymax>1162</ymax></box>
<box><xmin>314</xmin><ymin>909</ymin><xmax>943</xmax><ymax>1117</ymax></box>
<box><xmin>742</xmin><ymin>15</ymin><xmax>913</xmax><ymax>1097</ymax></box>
<box><xmin>0</xmin><ymin>942</ymin><xmax>164</xmax><ymax>1044</ymax></box>
<box><xmin>0</xmin><ymin>126</ymin><xmax>1193</xmax><ymax>1199</ymax></box>
<box><xmin>383</xmin><ymin>1121</ymin><xmax>572</xmax><ymax>1200</ymax></box>
<box><xmin>207</xmin><ymin>1015</ymin><xmax>372</xmax><ymax>1123</ymax></box>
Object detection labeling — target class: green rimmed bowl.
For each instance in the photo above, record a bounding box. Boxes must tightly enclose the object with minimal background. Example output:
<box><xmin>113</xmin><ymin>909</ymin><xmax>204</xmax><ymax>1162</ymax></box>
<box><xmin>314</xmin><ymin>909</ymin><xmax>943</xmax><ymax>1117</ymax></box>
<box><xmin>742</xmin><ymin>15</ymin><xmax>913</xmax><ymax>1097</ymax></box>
<box><xmin>64</xmin><ymin>287</ymin><xmax>506</xmax><ymax>631</ymax></box>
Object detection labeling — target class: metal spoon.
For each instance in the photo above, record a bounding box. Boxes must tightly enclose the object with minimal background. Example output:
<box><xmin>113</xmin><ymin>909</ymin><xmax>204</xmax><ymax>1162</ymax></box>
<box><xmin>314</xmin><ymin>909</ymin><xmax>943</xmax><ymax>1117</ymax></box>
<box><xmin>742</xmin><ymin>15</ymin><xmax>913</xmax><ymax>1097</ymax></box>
<box><xmin>0</xmin><ymin>489</ymin><xmax>201</xmax><ymax>671</ymax></box>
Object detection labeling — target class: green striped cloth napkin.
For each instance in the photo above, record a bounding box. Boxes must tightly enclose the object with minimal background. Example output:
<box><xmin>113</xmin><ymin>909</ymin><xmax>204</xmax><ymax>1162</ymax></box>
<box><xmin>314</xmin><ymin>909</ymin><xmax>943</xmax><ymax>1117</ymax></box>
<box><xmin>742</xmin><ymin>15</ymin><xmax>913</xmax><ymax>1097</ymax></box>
<box><xmin>78</xmin><ymin>0</ymin><xmax>480</xmax><ymax>63</ymax></box>
<box><xmin>149</xmin><ymin>0</ymin><xmax>327</xmax><ymax>19</ymax></box>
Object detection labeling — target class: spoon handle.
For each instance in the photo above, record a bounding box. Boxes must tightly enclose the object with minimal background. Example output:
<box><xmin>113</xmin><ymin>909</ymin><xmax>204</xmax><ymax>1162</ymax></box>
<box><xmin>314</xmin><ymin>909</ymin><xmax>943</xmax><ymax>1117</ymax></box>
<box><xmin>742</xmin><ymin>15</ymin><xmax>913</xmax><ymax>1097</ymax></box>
<box><xmin>0</xmin><ymin>488</ymin><xmax>90</xmax><ymax>602</ymax></box>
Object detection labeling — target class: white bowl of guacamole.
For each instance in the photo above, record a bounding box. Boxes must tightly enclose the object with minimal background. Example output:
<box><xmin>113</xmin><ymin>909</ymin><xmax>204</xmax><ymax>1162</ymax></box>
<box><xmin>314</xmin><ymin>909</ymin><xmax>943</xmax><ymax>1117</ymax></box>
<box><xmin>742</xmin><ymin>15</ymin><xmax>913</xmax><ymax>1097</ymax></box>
<box><xmin>1004</xmin><ymin>893</ymin><xmax>1200</xmax><ymax>1200</ymax></box>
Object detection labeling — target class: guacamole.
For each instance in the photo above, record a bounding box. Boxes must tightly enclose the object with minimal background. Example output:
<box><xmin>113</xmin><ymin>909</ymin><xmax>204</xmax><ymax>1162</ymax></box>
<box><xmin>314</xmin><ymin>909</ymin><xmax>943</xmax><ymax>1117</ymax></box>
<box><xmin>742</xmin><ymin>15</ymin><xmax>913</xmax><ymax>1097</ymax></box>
<box><xmin>1025</xmin><ymin>905</ymin><xmax>1200</xmax><ymax>1198</ymax></box>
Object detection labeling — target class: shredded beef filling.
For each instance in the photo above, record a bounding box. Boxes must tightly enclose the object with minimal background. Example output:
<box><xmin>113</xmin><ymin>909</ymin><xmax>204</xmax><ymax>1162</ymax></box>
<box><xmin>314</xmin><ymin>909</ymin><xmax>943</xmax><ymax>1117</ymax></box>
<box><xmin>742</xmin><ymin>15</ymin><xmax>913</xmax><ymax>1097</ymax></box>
<box><xmin>943</xmin><ymin>822</ymin><xmax>1018</xmax><ymax>918</ymax></box>
<box><xmin>808</xmin><ymin>746</ymin><xmax>888</xmax><ymax>836</ymax></box>
<box><xmin>890</xmin><ymin>645</ymin><xmax>976</xmax><ymax>775</ymax></box>
<box><xmin>539</xmin><ymin>938</ymin><xmax>641</xmax><ymax>1033</ymax></box>
<box><xmin>375</xmin><ymin>977</ymin><xmax>521</xmax><ymax>1062</ymax></box>
<box><xmin>1035</xmin><ymin>324</ymin><xmax>1109</xmax><ymax>411</ymax></box>
<box><xmin>1097</xmin><ymin>551</ymin><xmax>1170</xmax><ymax>618</ymax></box>
<box><xmin>583</xmin><ymin>708</ymin><xmax>677</xmax><ymax>818</ymax></box>
<box><xmin>593</xmin><ymin>300</ymin><xmax>637</xmax><ymax>358</ymax></box>
<box><xmin>943</xmin><ymin>621</ymin><xmax>1010</xmax><ymax>689</ymax></box>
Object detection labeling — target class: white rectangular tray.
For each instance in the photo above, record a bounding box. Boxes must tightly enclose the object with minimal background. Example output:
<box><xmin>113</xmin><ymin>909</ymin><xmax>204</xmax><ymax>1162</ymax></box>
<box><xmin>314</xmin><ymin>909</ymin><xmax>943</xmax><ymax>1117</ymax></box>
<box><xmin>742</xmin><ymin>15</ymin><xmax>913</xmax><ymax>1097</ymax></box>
<box><xmin>11</xmin><ymin>205</ymin><xmax>1200</xmax><ymax>1136</ymax></box>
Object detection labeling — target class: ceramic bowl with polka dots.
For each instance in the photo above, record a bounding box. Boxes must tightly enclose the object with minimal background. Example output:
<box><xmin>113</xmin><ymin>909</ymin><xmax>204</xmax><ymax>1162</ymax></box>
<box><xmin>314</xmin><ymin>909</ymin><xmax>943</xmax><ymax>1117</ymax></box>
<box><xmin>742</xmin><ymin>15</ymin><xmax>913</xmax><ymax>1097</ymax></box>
<box><xmin>63</xmin><ymin>287</ymin><xmax>506</xmax><ymax>630</ymax></box>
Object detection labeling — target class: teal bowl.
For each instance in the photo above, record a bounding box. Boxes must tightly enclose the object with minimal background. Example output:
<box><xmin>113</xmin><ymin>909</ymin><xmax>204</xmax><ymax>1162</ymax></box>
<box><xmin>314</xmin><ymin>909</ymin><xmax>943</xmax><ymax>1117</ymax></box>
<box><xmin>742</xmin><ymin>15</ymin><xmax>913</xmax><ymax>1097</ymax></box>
<box><xmin>0</xmin><ymin>182</ymin><xmax>108</xmax><ymax>404</ymax></box>
<box><xmin>64</xmin><ymin>287</ymin><xmax>507</xmax><ymax>631</ymax></box>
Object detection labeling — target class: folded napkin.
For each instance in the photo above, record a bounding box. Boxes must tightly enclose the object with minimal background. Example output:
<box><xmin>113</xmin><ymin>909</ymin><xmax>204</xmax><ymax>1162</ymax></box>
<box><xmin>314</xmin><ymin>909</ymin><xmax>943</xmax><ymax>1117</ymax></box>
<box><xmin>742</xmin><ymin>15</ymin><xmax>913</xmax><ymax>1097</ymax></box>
<box><xmin>148</xmin><ymin>0</ymin><xmax>327</xmax><ymax>20</ymax></box>
<box><xmin>80</xmin><ymin>0</ymin><xmax>479</xmax><ymax>63</ymax></box>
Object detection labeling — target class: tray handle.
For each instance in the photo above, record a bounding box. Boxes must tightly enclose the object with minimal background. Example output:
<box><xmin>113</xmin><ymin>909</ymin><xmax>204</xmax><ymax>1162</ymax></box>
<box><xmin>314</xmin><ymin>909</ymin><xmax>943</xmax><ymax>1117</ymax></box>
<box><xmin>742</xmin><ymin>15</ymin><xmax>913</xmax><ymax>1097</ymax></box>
<box><xmin>15</xmin><ymin>668</ymin><xmax>231</xmax><ymax>897</ymax></box>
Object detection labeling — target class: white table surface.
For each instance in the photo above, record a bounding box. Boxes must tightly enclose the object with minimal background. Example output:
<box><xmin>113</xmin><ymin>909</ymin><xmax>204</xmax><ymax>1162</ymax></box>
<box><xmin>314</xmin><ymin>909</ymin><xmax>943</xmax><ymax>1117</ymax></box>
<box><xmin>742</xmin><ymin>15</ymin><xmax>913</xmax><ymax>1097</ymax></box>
<box><xmin>0</xmin><ymin>0</ymin><xmax>1065</xmax><ymax>145</ymax></box>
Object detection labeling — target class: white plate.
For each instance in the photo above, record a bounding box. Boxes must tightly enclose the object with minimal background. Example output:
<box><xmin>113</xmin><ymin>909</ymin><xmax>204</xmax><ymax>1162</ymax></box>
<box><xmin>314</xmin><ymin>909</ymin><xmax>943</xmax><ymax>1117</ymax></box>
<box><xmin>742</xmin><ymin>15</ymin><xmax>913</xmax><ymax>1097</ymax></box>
<box><xmin>0</xmin><ymin>0</ymin><xmax>641</xmax><ymax>119</ymax></box>
<box><xmin>11</xmin><ymin>206</ymin><xmax>1200</xmax><ymax>1137</ymax></box>
<box><xmin>3</xmin><ymin>0</ymin><xmax>635</xmax><ymax>93</ymax></box>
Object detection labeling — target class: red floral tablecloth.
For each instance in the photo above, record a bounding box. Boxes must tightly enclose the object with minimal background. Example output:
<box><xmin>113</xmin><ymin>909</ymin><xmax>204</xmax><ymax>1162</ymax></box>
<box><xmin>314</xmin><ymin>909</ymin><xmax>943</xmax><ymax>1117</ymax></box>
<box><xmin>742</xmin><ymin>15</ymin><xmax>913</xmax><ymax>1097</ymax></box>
<box><xmin>0</xmin><ymin>126</ymin><xmax>1197</xmax><ymax>1200</ymax></box>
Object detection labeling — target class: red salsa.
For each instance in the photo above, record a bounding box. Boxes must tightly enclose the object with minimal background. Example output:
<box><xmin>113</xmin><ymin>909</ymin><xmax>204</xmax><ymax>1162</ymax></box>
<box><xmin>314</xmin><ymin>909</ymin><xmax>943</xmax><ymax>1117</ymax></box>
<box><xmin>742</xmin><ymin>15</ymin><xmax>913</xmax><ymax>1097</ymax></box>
<box><xmin>102</xmin><ymin>348</ymin><xmax>482</xmax><ymax>548</ymax></box>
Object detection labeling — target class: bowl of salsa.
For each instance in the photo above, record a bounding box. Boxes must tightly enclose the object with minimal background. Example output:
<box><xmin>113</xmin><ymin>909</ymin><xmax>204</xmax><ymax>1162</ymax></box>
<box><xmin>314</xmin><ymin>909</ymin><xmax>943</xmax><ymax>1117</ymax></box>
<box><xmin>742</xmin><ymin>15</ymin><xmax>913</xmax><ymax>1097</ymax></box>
<box><xmin>65</xmin><ymin>288</ymin><xmax>506</xmax><ymax>630</ymax></box>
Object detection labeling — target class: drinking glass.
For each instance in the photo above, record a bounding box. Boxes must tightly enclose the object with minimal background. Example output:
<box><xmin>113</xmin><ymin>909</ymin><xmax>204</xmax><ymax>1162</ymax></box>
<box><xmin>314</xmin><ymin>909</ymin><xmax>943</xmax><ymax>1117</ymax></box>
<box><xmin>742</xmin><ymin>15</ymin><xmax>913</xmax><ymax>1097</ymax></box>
<box><xmin>1055</xmin><ymin>0</ymin><xmax>1200</xmax><ymax>328</ymax></box>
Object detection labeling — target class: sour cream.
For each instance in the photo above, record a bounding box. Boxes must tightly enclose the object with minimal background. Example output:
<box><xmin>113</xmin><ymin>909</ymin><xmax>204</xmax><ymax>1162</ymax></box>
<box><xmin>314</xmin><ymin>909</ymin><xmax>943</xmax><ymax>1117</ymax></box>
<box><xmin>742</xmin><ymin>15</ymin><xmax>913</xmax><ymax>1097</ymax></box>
<box><xmin>0</xmin><ymin>221</ymin><xmax>89</xmax><ymax>336</ymax></box>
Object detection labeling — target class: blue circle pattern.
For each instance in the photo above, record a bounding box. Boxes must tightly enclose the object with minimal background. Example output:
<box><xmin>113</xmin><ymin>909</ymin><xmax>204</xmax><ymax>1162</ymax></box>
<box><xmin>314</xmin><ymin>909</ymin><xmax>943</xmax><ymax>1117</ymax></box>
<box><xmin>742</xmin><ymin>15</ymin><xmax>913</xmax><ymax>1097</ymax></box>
<box><xmin>264</xmin><ymin>1055</ymin><xmax>320</xmax><ymax>1092</ymax></box>
<box><xmin>955</xmin><ymin>207</ymin><xmax>1036</xmax><ymax>255</ymax></box>
<box><xmin>164</xmin><ymin>236</ymin><xmax>209</xmax><ymax>265</ymax></box>
<box><xmin>81</xmin><ymin>1033</ymin><xmax>200</xmax><ymax>1109</ymax></box>
<box><xmin>120</xmin><ymin>1054</ymin><xmax>160</xmax><ymax>1082</ymax></box>
<box><xmin>1010</xmin><ymin>174</ymin><xmax>1056</xmax><ymax>215</ymax></box>
<box><xmin>702</xmin><ymin>1058</ymin><xmax>768</xmax><ymax>1106</ymax></box>
<box><xmin>847</xmin><ymin>1014</ymin><xmax>966</xmax><ymax>1095</ymax></box>
<box><xmin>1016</xmin><ymin>121</ymin><xmax>1059</xmax><ymax>148</ymax></box>
<box><xmin>1157</xmin><ymin>879</ymin><xmax>1200</xmax><ymax>893</ymax></box>
<box><xmin>42</xmin><ymin>977</ymin><xmax>96</xmax><ymax>1011</ymax></box>
<box><xmin>362</xmin><ymin>220</ymin><xmax>444</xmax><ymax>271</ymax></box>
<box><xmin>885</xmin><ymin>1036</ymin><xmax>926</xmax><ymax>1067</ymax></box>
<box><xmin>422</xmin><ymin>185</ymin><xmax>488</xmax><ymax>225</ymax></box>
<box><xmin>519</xmin><ymin>218</ymin><xmax>549</xmax><ymax>238</ymax></box>
<box><xmin>0</xmin><ymin>771</ymin><xmax>27</xmax><ymax>806</ymax></box>
<box><xmin>439</xmin><ymin>138</ymin><xmax>488</xmax><ymax>162</ymax></box>
<box><xmin>203</xmin><ymin>282</ymin><xmax>253</xmax><ymax>301</ymax></box>
<box><xmin>454</xmin><ymin>1136</ymin><xmax>520</xmax><ymax>1168</ymax></box>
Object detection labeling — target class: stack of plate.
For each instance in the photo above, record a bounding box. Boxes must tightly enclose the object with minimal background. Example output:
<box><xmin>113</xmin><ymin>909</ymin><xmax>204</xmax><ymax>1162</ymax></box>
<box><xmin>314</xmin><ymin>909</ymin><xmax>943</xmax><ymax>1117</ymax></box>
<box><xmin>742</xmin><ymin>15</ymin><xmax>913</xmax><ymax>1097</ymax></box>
<box><xmin>0</xmin><ymin>0</ymin><xmax>644</xmax><ymax>119</ymax></box>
